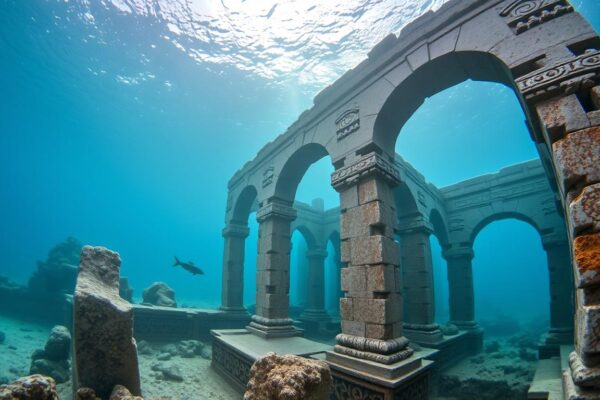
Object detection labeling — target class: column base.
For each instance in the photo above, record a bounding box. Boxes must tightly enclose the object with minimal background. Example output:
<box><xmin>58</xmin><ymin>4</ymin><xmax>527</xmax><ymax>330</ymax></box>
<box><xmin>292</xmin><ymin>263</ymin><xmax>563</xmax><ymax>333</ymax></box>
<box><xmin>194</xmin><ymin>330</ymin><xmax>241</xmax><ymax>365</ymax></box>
<box><xmin>246</xmin><ymin>315</ymin><xmax>303</xmax><ymax>339</ymax></box>
<box><xmin>403</xmin><ymin>323</ymin><xmax>444</xmax><ymax>345</ymax></box>
<box><xmin>563</xmin><ymin>367</ymin><xmax>600</xmax><ymax>400</ymax></box>
<box><xmin>324</xmin><ymin>350</ymin><xmax>432</xmax><ymax>399</ymax></box>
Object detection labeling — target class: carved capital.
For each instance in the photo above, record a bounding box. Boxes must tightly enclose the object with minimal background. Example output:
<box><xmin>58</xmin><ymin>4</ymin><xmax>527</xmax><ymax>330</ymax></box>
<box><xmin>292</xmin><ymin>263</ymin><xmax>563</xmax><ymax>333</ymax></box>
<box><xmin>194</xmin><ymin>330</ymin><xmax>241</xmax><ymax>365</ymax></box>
<box><xmin>256</xmin><ymin>199</ymin><xmax>297</xmax><ymax>223</ymax></box>
<box><xmin>222</xmin><ymin>223</ymin><xmax>250</xmax><ymax>238</ymax></box>
<box><xmin>397</xmin><ymin>215</ymin><xmax>434</xmax><ymax>235</ymax></box>
<box><xmin>516</xmin><ymin>49</ymin><xmax>600</xmax><ymax>102</ymax></box>
<box><xmin>331</xmin><ymin>152</ymin><xmax>401</xmax><ymax>191</ymax></box>
<box><xmin>442</xmin><ymin>246</ymin><xmax>474</xmax><ymax>261</ymax></box>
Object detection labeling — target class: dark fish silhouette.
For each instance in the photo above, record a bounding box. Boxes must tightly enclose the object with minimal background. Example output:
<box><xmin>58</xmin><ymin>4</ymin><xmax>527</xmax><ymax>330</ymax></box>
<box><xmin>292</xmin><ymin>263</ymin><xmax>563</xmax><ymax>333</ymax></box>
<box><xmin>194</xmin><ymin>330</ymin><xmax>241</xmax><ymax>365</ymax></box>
<box><xmin>173</xmin><ymin>256</ymin><xmax>204</xmax><ymax>275</ymax></box>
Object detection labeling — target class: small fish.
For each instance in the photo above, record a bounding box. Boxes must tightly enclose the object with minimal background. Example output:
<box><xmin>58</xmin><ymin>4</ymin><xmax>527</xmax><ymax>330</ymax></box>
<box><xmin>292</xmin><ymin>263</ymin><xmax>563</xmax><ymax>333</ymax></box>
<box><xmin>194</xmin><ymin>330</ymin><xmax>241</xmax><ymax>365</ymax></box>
<box><xmin>173</xmin><ymin>256</ymin><xmax>204</xmax><ymax>275</ymax></box>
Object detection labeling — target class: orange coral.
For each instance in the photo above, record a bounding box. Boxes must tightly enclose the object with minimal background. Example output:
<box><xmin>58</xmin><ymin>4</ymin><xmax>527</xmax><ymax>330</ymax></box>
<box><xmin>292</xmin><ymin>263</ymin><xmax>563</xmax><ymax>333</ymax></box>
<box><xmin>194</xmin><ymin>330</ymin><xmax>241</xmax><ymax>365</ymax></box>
<box><xmin>574</xmin><ymin>233</ymin><xmax>600</xmax><ymax>272</ymax></box>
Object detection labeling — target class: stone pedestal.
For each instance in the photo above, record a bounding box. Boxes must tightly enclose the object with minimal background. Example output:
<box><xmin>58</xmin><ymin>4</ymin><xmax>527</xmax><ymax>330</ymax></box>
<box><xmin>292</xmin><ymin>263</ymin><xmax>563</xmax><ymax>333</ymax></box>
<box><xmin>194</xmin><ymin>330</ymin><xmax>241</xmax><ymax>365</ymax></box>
<box><xmin>399</xmin><ymin>219</ymin><xmax>443</xmax><ymax>345</ymax></box>
<box><xmin>443</xmin><ymin>246</ymin><xmax>479</xmax><ymax>332</ymax></box>
<box><xmin>220</xmin><ymin>223</ymin><xmax>251</xmax><ymax>315</ymax></box>
<box><xmin>246</xmin><ymin>198</ymin><xmax>302</xmax><ymax>338</ymax></box>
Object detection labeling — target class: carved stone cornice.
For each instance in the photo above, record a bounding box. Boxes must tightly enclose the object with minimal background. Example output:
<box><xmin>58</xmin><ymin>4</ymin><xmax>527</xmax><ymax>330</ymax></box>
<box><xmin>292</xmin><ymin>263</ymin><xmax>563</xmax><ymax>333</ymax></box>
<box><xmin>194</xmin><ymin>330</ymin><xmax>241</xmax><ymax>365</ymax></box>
<box><xmin>222</xmin><ymin>224</ymin><xmax>250</xmax><ymax>238</ymax></box>
<box><xmin>256</xmin><ymin>199</ymin><xmax>297</xmax><ymax>223</ymax></box>
<box><xmin>516</xmin><ymin>49</ymin><xmax>600</xmax><ymax>102</ymax></box>
<box><xmin>331</xmin><ymin>152</ymin><xmax>401</xmax><ymax>190</ymax></box>
<box><xmin>499</xmin><ymin>0</ymin><xmax>573</xmax><ymax>34</ymax></box>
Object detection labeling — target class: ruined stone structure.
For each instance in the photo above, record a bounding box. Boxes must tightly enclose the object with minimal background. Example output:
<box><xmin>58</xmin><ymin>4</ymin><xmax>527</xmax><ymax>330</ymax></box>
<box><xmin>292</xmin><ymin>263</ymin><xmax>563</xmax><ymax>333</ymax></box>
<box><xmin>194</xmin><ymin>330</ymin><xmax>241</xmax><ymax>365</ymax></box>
<box><xmin>215</xmin><ymin>0</ymin><xmax>600</xmax><ymax>398</ymax></box>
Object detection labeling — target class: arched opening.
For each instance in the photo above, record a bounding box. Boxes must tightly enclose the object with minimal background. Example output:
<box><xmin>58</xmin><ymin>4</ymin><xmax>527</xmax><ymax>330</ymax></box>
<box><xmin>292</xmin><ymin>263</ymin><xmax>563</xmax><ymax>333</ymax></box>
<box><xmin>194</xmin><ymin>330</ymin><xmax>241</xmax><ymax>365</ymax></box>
<box><xmin>473</xmin><ymin>218</ymin><xmax>549</xmax><ymax>348</ymax></box>
<box><xmin>243</xmin><ymin>211</ymin><xmax>258</xmax><ymax>308</ymax></box>
<box><xmin>324</xmin><ymin>230</ymin><xmax>341</xmax><ymax>317</ymax></box>
<box><xmin>290</xmin><ymin>228</ymin><xmax>311</xmax><ymax>314</ymax></box>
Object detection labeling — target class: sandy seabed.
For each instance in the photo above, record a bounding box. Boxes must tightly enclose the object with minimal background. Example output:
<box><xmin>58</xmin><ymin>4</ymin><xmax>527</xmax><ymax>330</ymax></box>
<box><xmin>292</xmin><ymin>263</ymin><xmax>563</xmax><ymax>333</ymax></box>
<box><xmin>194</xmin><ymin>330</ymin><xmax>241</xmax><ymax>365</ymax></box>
<box><xmin>0</xmin><ymin>315</ymin><xmax>238</xmax><ymax>400</ymax></box>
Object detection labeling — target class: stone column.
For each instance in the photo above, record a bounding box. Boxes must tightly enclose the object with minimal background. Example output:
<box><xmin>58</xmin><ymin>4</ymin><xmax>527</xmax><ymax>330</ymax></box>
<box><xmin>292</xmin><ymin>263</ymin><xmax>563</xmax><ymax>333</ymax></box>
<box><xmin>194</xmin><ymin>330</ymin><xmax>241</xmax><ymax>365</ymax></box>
<box><xmin>220</xmin><ymin>223</ymin><xmax>250</xmax><ymax>314</ymax></box>
<box><xmin>443</xmin><ymin>246</ymin><xmax>478</xmax><ymax>331</ymax></box>
<box><xmin>542</xmin><ymin>233</ymin><xmax>574</xmax><ymax>346</ymax></box>
<box><xmin>398</xmin><ymin>217</ymin><xmax>443</xmax><ymax>344</ymax></box>
<box><xmin>300</xmin><ymin>248</ymin><xmax>331</xmax><ymax>322</ymax></box>
<box><xmin>246</xmin><ymin>198</ymin><xmax>301</xmax><ymax>338</ymax></box>
<box><xmin>326</xmin><ymin>152</ymin><xmax>420</xmax><ymax>379</ymax></box>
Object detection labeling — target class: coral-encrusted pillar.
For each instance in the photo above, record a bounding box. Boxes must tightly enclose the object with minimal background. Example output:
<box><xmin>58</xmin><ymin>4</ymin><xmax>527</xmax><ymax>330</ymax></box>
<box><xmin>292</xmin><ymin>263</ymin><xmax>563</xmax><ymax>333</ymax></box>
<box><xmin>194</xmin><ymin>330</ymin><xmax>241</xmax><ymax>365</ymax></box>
<box><xmin>220</xmin><ymin>222</ymin><xmax>250</xmax><ymax>314</ymax></box>
<box><xmin>300</xmin><ymin>248</ymin><xmax>331</xmax><ymax>322</ymax></box>
<box><xmin>246</xmin><ymin>198</ymin><xmax>301</xmax><ymax>338</ymax></box>
<box><xmin>398</xmin><ymin>217</ymin><xmax>443</xmax><ymax>344</ymax></box>
<box><xmin>542</xmin><ymin>233</ymin><xmax>574</xmax><ymax>347</ymax></box>
<box><xmin>521</xmin><ymin>50</ymin><xmax>600</xmax><ymax>393</ymax></box>
<box><xmin>443</xmin><ymin>246</ymin><xmax>478</xmax><ymax>331</ymax></box>
<box><xmin>326</xmin><ymin>152</ymin><xmax>424</xmax><ymax>379</ymax></box>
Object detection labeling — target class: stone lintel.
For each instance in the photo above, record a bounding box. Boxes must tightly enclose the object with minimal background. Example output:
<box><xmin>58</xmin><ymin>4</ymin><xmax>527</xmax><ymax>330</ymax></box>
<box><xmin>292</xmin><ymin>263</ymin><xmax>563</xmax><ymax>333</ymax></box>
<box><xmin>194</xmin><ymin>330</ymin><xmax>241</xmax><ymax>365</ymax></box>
<box><xmin>256</xmin><ymin>199</ymin><xmax>297</xmax><ymax>223</ymax></box>
<box><xmin>331</xmin><ymin>152</ymin><xmax>401</xmax><ymax>191</ymax></box>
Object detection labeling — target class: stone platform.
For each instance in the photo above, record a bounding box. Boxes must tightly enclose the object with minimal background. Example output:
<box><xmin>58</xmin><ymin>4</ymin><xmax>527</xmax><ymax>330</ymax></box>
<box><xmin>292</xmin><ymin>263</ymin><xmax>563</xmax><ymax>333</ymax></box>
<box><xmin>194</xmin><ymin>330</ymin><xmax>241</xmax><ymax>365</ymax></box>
<box><xmin>210</xmin><ymin>329</ymin><xmax>331</xmax><ymax>393</ymax></box>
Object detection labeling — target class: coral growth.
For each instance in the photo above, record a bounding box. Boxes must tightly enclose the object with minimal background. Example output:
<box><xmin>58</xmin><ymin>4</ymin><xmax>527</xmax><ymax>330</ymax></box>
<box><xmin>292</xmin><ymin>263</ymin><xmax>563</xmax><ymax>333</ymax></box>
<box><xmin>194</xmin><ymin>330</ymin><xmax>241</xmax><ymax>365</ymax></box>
<box><xmin>0</xmin><ymin>375</ymin><xmax>59</xmax><ymax>400</ymax></box>
<box><xmin>244</xmin><ymin>352</ymin><xmax>331</xmax><ymax>400</ymax></box>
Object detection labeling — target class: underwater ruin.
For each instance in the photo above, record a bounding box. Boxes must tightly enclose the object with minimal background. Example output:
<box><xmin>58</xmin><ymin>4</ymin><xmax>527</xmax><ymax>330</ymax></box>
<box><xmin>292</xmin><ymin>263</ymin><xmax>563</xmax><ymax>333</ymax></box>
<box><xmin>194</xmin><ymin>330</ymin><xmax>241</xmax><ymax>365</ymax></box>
<box><xmin>1</xmin><ymin>0</ymin><xmax>600</xmax><ymax>399</ymax></box>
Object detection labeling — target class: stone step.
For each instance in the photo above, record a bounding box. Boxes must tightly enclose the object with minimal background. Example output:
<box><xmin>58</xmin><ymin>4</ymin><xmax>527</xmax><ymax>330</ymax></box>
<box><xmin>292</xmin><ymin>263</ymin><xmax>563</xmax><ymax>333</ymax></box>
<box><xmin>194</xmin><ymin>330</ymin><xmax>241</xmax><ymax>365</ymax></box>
<box><xmin>527</xmin><ymin>357</ymin><xmax>563</xmax><ymax>400</ymax></box>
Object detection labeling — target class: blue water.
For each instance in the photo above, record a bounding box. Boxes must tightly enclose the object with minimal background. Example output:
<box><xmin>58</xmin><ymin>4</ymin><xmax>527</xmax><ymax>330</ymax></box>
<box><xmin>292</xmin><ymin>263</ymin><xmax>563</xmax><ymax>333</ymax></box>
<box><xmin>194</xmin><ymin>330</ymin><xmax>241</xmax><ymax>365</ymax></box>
<box><xmin>1</xmin><ymin>0</ymin><xmax>599</xmax><ymax>325</ymax></box>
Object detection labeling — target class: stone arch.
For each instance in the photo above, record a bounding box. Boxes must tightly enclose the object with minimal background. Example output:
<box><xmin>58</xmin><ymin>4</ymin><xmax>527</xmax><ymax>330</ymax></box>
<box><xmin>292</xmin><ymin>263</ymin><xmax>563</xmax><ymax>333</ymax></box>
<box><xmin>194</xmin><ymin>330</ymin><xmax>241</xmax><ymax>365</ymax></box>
<box><xmin>292</xmin><ymin>224</ymin><xmax>319</xmax><ymax>251</ymax></box>
<box><xmin>394</xmin><ymin>181</ymin><xmax>419</xmax><ymax>220</ymax></box>
<box><xmin>373</xmin><ymin>51</ymin><xmax>524</xmax><ymax>154</ymax></box>
<box><xmin>273</xmin><ymin>143</ymin><xmax>331</xmax><ymax>203</ymax></box>
<box><xmin>231</xmin><ymin>185</ymin><xmax>258</xmax><ymax>225</ymax></box>
<box><xmin>430</xmin><ymin>208</ymin><xmax>449</xmax><ymax>248</ymax></box>
<box><xmin>469</xmin><ymin>211</ymin><xmax>542</xmax><ymax>245</ymax></box>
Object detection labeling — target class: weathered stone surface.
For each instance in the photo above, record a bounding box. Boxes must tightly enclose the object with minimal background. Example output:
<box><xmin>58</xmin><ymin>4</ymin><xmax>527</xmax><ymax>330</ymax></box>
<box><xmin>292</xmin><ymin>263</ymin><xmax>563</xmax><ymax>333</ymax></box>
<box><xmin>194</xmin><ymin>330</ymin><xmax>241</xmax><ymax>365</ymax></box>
<box><xmin>244</xmin><ymin>352</ymin><xmax>331</xmax><ymax>400</ymax></box>
<box><xmin>29</xmin><ymin>325</ymin><xmax>72</xmax><ymax>383</ymax></box>
<box><xmin>570</xmin><ymin>351</ymin><xmax>600</xmax><ymax>388</ymax></box>
<box><xmin>577</xmin><ymin>303</ymin><xmax>600</xmax><ymax>355</ymax></box>
<box><xmin>109</xmin><ymin>385</ymin><xmax>144</xmax><ymax>400</ymax></box>
<box><xmin>73</xmin><ymin>246</ymin><xmax>141</xmax><ymax>399</ymax></box>
<box><xmin>44</xmin><ymin>325</ymin><xmax>71</xmax><ymax>361</ymax></box>
<box><xmin>537</xmin><ymin>95</ymin><xmax>590</xmax><ymax>143</ymax></box>
<box><xmin>28</xmin><ymin>236</ymin><xmax>82</xmax><ymax>295</ymax></box>
<box><xmin>552</xmin><ymin>126</ymin><xmax>600</xmax><ymax>195</ymax></box>
<box><xmin>29</xmin><ymin>358</ymin><xmax>70</xmax><ymax>384</ymax></box>
<box><xmin>142</xmin><ymin>282</ymin><xmax>177</xmax><ymax>308</ymax></box>
<box><xmin>573</xmin><ymin>233</ymin><xmax>600</xmax><ymax>288</ymax></box>
<box><xmin>349</xmin><ymin>235</ymin><xmax>399</xmax><ymax>266</ymax></box>
<box><xmin>570</xmin><ymin>184</ymin><xmax>600</xmax><ymax>235</ymax></box>
<box><xmin>76</xmin><ymin>387</ymin><xmax>101</xmax><ymax>400</ymax></box>
<box><xmin>151</xmin><ymin>362</ymin><xmax>184</xmax><ymax>382</ymax></box>
<box><xmin>0</xmin><ymin>375</ymin><xmax>59</xmax><ymax>400</ymax></box>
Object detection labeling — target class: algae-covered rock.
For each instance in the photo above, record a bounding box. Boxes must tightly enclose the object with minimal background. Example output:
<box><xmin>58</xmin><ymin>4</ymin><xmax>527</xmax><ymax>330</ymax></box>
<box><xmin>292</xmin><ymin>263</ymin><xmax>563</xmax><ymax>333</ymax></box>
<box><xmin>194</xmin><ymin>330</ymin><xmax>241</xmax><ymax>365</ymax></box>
<box><xmin>0</xmin><ymin>375</ymin><xmax>59</xmax><ymax>400</ymax></box>
<box><xmin>29</xmin><ymin>325</ymin><xmax>72</xmax><ymax>383</ymax></box>
<box><xmin>244</xmin><ymin>352</ymin><xmax>331</xmax><ymax>400</ymax></box>
<box><xmin>44</xmin><ymin>325</ymin><xmax>71</xmax><ymax>361</ymax></box>
<box><xmin>29</xmin><ymin>358</ymin><xmax>70</xmax><ymax>384</ymax></box>
<box><xmin>151</xmin><ymin>362</ymin><xmax>184</xmax><ymax>382</ymax></box>
<box><xmin>142</xmin><ymin>282</ymin><xmax>177</xmax><ymax>308</ymax></box>
<box><xmin>73</xmin><ymin>246</ymin><xmax>141</xmax><ymax>399</ymax></box>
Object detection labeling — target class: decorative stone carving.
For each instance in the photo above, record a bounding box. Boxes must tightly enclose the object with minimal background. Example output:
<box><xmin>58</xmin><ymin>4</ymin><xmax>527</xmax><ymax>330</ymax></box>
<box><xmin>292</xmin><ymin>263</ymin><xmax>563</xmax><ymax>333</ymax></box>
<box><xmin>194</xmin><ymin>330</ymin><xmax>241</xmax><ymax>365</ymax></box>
<box><xmin>212</xmin><ymin>339</ymin><xmax>252</xmax><ymax>390</ymax></box>
<box><xmin>516</xmin><ymin>49</ymin><xmax>600</xmax><ymax>101</ymax></box>
<box><xmin>331</xmin><ymin>152</ymin><xmax>400</xmax><ymax>190</ymax></box>
<box><xmin>335</xmin><ymin>104</ymin><xmax>360</xmax><ymax>140</ymax></box>
<box><xmin>262</xmin><ymin>166</ymin><xmax>274</xmax><ymax>188</ymax></box>
<box><xmin>256</xmin><ymin>199</ymin><xmax>297</xmax><ymax>222</ymax></box>
<box><xmin>499</xmin><ymin>0</ymin><xmax>573</xmax><ymax>34</ymax></box>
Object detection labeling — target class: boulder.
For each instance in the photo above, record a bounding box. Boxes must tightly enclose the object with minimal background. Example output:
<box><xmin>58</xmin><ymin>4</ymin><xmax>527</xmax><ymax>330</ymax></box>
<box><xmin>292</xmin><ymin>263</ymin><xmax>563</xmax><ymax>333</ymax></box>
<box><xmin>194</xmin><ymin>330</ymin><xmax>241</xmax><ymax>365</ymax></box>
<box><xmin>44</xmin><ymin>325</ymin><xmax>71</xmax><ymax>361</ymax></box>
<box><xmin>73</xmin><ymin>246</ymin><xmax>141</xmax><ymax>399</ymax></box>
<box><xmin>151</xmin><ymin>363</ymin><xmax>184</xmax><ymax>382</ymax></box>
<box><xmin>244</xmin><ymin>352</ymin><xmax>331</xmax><ymax>400</ymax></box>
<box><xmin>177</xmin><ymin>340</ymin><xmax>204</xmax><ymax>358</ymax></box>
<box><xmin>142</xmin><ymin>282</ymin><xmax>177</xmax><ymax>307</ymax></box>
<box><xmin>29</xmin><ymin>358</ymin><xmax>70</xmax><ymax>384</ymax></box>
<box><xmin>0</xmin><ymin>375</ymin><xmax>59</xmax><ymax>400</ymax></box>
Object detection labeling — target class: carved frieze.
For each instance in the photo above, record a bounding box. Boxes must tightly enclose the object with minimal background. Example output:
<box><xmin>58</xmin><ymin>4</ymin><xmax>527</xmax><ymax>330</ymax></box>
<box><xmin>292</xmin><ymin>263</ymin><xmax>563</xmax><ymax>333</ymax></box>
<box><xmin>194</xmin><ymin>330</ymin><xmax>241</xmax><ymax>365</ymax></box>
<box><xmin>331</xmin><ymin>152</ymin><xmax>401</xmax><ymax>190</ymax></box>
<box><xmin>516</xmin><ymin>49</ymin><xmax>600</xmax><ymax>101</ymax></box>
<box><xmin>262</xmin><ymin>166</ymin><xmax>274</xmax><ymax>188</ymax></box>
<box><xmin>212</xmin><ymin>339</ymin><xmax>252</xmax><ymax>389</ymax></box>
<box><xmin>499</xmin><ymin>0</ymin><xmax>573</xmax><ymax>34</ymax></box>
<box><xmin>335</xmin><ymin>104</ymin><xmax>360</xmax><ymax>140</ymax></box>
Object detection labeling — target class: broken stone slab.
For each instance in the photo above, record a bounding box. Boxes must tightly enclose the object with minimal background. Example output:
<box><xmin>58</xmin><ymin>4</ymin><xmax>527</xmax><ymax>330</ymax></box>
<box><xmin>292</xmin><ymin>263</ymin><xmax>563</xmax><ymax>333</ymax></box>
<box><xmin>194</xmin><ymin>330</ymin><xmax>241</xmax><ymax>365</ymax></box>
<box><xmin>244</xmin><ymin>352</ymin><xmax>331</xmax><ymax>400</ymax></box>
<box><xmin>73</xmin><ymin>246</ymin><xmax>141</xmax><ymax>399</ymax></box>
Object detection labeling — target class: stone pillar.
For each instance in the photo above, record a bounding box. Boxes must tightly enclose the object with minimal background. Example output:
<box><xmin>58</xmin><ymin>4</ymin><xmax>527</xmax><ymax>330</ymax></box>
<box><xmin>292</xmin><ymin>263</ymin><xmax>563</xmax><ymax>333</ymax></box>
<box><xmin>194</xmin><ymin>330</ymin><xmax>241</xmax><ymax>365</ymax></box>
<box><xmin>542</xmin><ymin>233</ymin><xmax>574</xmax><ymax>346</ymax></box>
<box><xmin>300</xmin><ymin>248</ymin><xmax>331</xmax><ymax>322</ymax></box>
<box><xmin>398</xmin><ymin>218</ymin><xmax>443</xmax><ymax>344</ymax></box>
<box><xmin>246</xmin><ymin>198</ymin><xmax>301</xmax><ymax>338</ymax></box>
<box><xmin>220</xmin><ymin>223</ymin><xmax>250</xmax><ymax>314</ymax></box>
<box><xmin>443</xmin><ymin>246</ymin><xmax>479</xmax><ymax>331</ymax></box>
<box><xmin>326</xmin><ymin>152</ymin><xmax>423</xmax><ymax>381</ymax></box>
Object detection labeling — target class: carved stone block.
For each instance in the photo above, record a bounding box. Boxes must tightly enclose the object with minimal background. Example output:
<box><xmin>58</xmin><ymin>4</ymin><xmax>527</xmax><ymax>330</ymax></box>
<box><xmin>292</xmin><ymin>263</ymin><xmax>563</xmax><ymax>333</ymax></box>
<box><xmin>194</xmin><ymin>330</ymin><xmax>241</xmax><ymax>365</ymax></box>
<box><xmin>570</xmin><ymin>183</ymin><xmax>600</xmax><ymax>235</ymax></box>
<box><xmin>340</xmin><ymin>298</ymin><xmax>353</xmax><ymax>320</ymax></box>
<box><xmin>341</xmin><ymin>320</ymin><xmax>366</xmax><ymax>337</ymax></box>
<box><xmin>349</xmin><ymin>235</ymin><xmax>400</xmax><ymax>266</ymax></box>
<box><xmin>366</xmin><ymin>264</ymin><xmax>396</xmax><ymax>293</ymax></box>
<box><xmin>537</xmin><ymin>94</ymin><xmax>590</xmax><ymax>142</ymax></box>
<box><xmin>553</xmin><ymin>126</ymin><xmax>600</xmax><ymax>195</ymax></box>
<box><xmin>341</xmin><ymin>266</ymin><xmax>367</xmax><ymax>293</ymax></box>
<box><xmin>577</xmin><ymin>304</ymin><xmax>600</xmax><ymax>356</ymax></box>
<box><xmin>573</xmin><ymin>233</ymin><xmax>600</xmax><ymax>288</ymax></box>
<box><xmin>358</xmin><ymin>176</ymin><xmax>395</xmax><ymax>206</ymax></box>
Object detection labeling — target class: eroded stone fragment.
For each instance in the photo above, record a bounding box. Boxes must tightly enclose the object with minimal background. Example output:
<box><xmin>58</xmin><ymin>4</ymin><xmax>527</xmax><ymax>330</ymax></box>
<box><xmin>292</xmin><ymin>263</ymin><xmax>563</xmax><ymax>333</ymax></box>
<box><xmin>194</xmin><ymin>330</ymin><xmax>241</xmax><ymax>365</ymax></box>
<box><xmin>141</xmin><ymin>282</ymin><xmax>177</xmax><ymax>307</ymax></box>
<box><xmin>553</xmin><ymin>126</ymin><xmax>600</xmax><ymax>195</ymax></box>
<box><xmin>73</xmin><ymin>246</ymin><xmax>141</xmax><ymax>399</ymax></box>
<box><xmin>244</xmin><ymin>353</ymin><xmax>331</xmax><ymax>400</ymax></box>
